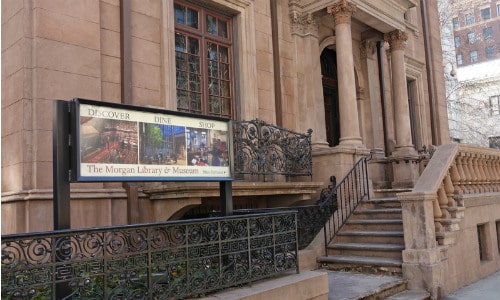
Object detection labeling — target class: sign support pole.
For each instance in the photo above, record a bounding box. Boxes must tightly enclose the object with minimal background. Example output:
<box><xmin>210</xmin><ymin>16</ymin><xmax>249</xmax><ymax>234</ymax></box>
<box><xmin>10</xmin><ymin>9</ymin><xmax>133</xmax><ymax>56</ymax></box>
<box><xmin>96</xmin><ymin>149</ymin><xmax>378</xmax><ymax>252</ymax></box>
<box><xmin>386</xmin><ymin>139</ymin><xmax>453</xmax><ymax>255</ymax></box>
<box><xmin>53</xmin><ymin>100</ymin><xmax>71</xmax><ymax>230</ymax></box>
<box><xmin>53</xmin><ymin>100</ymin><xmax>72</xmax><ymax>298</ymax></box>
<box><xmin>220</xmin><ymin>181</ymin><xmax>233</xmax><ymax>216</ymax></box>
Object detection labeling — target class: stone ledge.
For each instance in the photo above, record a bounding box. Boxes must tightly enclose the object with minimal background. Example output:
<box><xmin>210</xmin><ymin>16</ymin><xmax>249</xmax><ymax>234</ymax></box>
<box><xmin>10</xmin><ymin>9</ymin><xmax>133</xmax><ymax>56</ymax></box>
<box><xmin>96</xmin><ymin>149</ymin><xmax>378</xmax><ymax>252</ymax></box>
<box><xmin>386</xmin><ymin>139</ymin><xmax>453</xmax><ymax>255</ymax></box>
<box><xmin>200</xmin><ymin>270</ymin><xmax>329</xmax><ymax>300</ymax></box>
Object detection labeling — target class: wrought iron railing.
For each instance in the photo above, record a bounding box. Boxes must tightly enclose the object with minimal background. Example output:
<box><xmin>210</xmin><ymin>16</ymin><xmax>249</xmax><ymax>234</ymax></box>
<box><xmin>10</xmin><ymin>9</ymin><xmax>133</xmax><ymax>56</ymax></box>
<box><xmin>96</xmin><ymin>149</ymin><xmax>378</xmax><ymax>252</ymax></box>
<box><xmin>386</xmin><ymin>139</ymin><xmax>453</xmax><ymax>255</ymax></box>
<box><xmin>1</xmin><ymin>211</ymin><xmax>298</xmax><ymax>299</ymax></box>
<box><xmin>215</xmin><ymin>195</ymin><xmax>338</xmax><ymax>250</ymax></box>
<box><xmin>233</xmin><ymin>119</ymin><xmax>313</xmax><ymax>180</ymax></box>
<box><xmin>319</xmin><ymin>156</ymin><xmax>370</xmax><ymax>255</ymax></box>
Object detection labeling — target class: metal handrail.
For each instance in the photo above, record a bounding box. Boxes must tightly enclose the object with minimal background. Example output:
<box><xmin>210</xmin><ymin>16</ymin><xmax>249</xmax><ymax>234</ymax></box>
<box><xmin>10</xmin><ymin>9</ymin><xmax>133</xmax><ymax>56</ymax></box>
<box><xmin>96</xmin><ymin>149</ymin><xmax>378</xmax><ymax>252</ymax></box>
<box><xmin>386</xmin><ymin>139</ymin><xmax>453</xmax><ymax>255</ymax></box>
<box><xmin>319</xmin><ymin>156</ymin><xmax>370</xmax><ymax>255</ymax></box>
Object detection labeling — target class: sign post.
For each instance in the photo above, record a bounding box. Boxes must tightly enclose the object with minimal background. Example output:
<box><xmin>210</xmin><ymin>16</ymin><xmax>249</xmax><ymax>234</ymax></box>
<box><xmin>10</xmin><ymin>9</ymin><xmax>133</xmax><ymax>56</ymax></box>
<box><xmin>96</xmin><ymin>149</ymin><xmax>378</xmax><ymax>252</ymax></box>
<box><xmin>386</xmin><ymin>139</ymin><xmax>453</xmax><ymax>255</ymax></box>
<box><xmin>53</xmin><ymin>100</ymin><xmax>71</xmax><ymax>230</ymax></box>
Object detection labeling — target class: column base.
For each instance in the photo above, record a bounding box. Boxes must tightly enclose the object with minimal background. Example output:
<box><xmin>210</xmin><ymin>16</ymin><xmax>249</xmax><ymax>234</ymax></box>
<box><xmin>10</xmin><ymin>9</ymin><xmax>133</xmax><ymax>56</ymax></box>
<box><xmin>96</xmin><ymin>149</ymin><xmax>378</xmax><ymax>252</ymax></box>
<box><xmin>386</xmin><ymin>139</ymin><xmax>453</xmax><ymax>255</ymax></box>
<box><xmin>339</xmin><ymin>136</ymin><xmax>363</xmax><ymax>147</ymax></box>
<box><xmin>391</xmin><ymin>146</ymin><xmax>419</xmax><ymax>189</ymax></box>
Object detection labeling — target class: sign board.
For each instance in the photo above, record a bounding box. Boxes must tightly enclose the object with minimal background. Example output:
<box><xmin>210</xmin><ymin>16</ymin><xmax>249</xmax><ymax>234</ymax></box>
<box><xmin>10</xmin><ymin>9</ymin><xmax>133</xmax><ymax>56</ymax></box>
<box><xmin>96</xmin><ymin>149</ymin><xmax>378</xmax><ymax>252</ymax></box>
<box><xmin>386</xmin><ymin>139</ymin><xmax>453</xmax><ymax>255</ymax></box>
<box><xmin>71</xmin><ymin>99</ymin><xmax>233</xmax><ymax>182</ymax></box>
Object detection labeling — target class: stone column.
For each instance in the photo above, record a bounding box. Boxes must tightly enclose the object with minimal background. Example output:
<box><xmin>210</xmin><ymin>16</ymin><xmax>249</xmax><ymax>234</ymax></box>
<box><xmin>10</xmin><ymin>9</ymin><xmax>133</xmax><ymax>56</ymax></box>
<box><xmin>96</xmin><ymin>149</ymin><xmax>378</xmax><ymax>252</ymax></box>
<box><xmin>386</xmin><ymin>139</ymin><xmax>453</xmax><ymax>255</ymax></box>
<box><xmin>385</xmin><ymin>30</ymin><xmax>419</xmax><ymax>188</ymax></box>
<box><xmin>385</xmin><ymin>30</ymin><xmax>414</xmax><ymax>154</ymax></box>
<box><xmin>327</xmin><ymin>0</ymin><xmax>363</xmax><ymax>146</ymax></box>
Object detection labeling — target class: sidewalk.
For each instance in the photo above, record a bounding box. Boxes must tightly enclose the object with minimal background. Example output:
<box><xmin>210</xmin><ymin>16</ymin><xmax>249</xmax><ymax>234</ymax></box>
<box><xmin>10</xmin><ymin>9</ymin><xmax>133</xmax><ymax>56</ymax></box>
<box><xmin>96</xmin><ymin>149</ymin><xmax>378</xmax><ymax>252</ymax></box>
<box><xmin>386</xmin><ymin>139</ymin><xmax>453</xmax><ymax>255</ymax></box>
<box><xmin>442</xmin><ymin>271</ymin><xmax>500</xmax><ymax>300</ymax></box>
<box><xmin>327</xmin><ymin>271</ymin><xmax>404</xmax><ymax>300</ymax></box>
<box><xmin>327</xmin><ymin>270</ymin><xmax>500</xmax><ymax>300</ymax></box>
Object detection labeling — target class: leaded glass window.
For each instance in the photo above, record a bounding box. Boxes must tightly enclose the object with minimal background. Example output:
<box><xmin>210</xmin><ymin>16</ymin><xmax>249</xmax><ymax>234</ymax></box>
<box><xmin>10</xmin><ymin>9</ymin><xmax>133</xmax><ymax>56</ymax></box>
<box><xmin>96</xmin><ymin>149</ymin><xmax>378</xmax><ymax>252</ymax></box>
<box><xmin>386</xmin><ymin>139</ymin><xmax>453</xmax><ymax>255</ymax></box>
<box><xmin>174</xmin><ymin>1</ymin><xmax>233</xmax><ymax>118</ymax></box>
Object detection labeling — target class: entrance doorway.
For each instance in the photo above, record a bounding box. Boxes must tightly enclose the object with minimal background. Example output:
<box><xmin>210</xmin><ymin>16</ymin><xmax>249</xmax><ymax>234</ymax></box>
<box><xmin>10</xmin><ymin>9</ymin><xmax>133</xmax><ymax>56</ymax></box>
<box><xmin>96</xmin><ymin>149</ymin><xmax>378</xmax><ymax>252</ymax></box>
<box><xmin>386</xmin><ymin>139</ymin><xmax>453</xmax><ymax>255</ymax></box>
<box><xmin>321</xmin><ymin>48</ymin><xmax>340</xmax><ymax>147</ymax></box>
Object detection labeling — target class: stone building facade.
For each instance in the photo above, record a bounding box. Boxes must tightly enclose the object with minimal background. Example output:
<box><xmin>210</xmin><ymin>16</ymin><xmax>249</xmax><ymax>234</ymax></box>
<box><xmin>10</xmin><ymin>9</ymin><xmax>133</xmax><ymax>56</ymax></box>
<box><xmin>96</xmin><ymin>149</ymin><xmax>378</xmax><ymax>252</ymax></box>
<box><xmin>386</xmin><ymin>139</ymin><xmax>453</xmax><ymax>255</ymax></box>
<box><xmin>5</xmin><ymin>1</ymin><xmax>500</xmax><ymax>298</ymax></box>
<box><xmin>2</xmin><ymin>0</ymin><xmax>449</xmax><ymax>233</ymax></box>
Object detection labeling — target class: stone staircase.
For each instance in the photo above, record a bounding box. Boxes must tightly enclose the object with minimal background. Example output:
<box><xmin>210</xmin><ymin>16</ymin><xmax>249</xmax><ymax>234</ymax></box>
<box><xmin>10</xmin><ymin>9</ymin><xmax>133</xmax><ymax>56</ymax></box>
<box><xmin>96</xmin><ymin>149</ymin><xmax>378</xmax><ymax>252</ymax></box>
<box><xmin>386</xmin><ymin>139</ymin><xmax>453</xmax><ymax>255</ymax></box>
<box><xmin>318</xmin><ymin>189</ymin><xmax>431</xmax><ymax>298</ymax></box>
<box><xmin>318</xmin><ymin>194</ymin><xmax>405</xmax><ymax>275</ymax></box>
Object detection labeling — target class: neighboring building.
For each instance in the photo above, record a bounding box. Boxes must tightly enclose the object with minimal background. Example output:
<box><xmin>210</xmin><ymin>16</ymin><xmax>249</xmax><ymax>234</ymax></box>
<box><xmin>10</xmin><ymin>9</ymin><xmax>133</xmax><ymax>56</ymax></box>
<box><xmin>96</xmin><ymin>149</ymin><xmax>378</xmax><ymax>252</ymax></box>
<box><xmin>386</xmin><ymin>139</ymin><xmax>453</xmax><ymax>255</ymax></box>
<box><xmin>450</xmin><ymin>0</ymin><xmax>500</xmax><ymax>67</ymax></box>
<box><xmin>5</xmin><ymin>1</ymin><xmax>500</xmax><ymax>298</ymax></box>
<box><xmin>441</xmin><ymin>0</ymin><xmax>500</xmax><ymax>146</ymax></box>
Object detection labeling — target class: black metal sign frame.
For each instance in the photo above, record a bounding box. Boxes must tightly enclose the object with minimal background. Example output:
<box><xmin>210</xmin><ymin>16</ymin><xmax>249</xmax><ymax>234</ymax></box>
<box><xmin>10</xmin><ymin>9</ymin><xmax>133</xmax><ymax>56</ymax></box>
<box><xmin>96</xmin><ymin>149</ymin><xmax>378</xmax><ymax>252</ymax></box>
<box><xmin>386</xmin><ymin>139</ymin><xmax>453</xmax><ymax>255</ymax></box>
<box><xmin>71</xmin><ymin>98</ymin><xmax>234</xmax><ymax>182</ymax></box>
<box><xmin>53</xmin><ymin>99</ymin><xmax>234</xmax><ymax>232</ymax></box>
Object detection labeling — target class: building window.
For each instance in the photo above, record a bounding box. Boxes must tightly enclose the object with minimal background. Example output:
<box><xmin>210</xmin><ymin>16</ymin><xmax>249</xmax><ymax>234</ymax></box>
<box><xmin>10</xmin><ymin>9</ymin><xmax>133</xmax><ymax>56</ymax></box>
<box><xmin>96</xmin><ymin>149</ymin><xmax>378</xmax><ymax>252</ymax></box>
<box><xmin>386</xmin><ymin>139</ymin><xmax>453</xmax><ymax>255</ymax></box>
<box><xmin>486</xmin><ymin>46</ymin><xmax>495</xmax><ymax>58</ymax></box>
<box><xmin>497</xmin><ymin>4</ymin><xmax>500</xmax><ymax>17</ymax></box>
<box><xmin>174</xmin><ymin>1</ymin><xmax>233</xmax><ymax>118</ymax></box>
<box><xmin>483</xmin><ymin>27</ymin><xmax>493</xmax><ymax>40</ymax></box>
<box><xmin>490</xmin><ymin>95</ymin><xmax>500</xmax><ymax>115</ymax></box>
<box><xmin>467</xmin><ymin>32</ymin><xmax>476</xmax><ymax>44</ymax></box>
<box><xmin>454</xmin><ymin>36</ymin><xmax>461</xmax><ymax>47</ymax></box>
<box><xmin>453</xmin><ymin>17</ymin><xmax>459</xmax><ymax>29</ymax></box>
<box><xmin>465</xmin><ymin>13</ymin><xmax>474</xmax><ymax>25</ymax></box>
<box><xmin>470</xmin><ymin>50</ymin><xmax>478</xmax><ymax>63</ymax></box>
<box><xmin>491</xmin><ymin>137</ymin><xmax>500</xmax><ymax>150</ymax></box>
<box><xmin>457</xmin><ymin>54</ymin><xmax>463</xmax><ymax>65</ymax></box>
<box><xmin>481</xmin><ymin>8</ymin><xmax>491</xmax><ymax>20</ymax></box>
<box><xmin>477</xmin><ymin>223</ymin><xmax>491</xmax><ymax>261</ymax></box>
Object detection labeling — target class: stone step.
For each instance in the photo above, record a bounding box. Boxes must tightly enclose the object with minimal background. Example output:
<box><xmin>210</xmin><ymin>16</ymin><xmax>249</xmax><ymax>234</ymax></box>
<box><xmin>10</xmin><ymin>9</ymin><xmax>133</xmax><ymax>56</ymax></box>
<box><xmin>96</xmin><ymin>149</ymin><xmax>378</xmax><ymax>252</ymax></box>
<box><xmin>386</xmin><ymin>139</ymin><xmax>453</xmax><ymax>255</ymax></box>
<box><xmin>352</xmin><ymin>208</ymin><xmax>402</xmax><ymax>220</ymax></box>
<box><xmin>344</xmin><ymin>219</ymin><xmax>403</xmax><ymax>231</ymax></box>
<box><xmin>373</xmin><ymin>188</ymin><xmax>412</xmax><ymax>198</ymax></box>
<box><xmin>359</xmin><ymin>197</ymin><xmax>402</xmax><ymax>209</ymax></box>
<box><xmin>385</xmin><ymin>289</ymin><xmax>431</xmax><ymax>300</ymax></box>
<box><xmin>335</xmin><ymin>230</ymin><xmax>404</xmax><ymax>244</ymax></box>
<box><xmin>328</xmin><ymin>242</ymin><xmax>404</xmax><ymax>258</ymax></box>
<box><xmin>318</xmin><ymin>255</ymin><xmax>403</xmax><ymax>274</ymax></box>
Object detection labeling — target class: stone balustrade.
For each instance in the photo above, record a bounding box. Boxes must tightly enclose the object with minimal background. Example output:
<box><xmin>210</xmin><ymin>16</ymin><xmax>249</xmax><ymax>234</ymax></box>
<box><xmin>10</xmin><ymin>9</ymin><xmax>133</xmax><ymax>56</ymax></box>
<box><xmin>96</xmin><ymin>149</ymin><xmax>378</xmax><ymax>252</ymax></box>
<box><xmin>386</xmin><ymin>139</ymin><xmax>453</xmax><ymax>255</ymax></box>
<box><xmin>397</xmin><ymin>144</ymin><xmax>500</xmax><ymax>297</ymax></box>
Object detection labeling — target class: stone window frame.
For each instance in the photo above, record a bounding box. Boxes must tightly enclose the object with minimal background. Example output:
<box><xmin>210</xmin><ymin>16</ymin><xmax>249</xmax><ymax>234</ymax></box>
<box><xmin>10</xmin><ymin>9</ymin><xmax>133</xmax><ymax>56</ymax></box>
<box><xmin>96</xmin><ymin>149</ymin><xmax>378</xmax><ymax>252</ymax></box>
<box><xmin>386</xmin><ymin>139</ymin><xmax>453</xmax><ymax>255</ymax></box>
<box><xmin>481</xmin><ymin>7</ymin><xmax>491</xmax><ymax>20</ymax></box>
<box><xmin>490</xmin><ymin>95</ymin><xmax>500</xmax><ymax>116</ymax></box>
<box><xmin>173</xmin><ymin>1</ymin><xmax>234</xmax><ymax>118</ymax></box>
<box><xmin>452</xmin><ymin>17</ymin><xmax>459</xmax><ymax>30</ymax></box>
<box><xmin>465</xmin><ymin>12</ymin><xmax>474</xmax><ymax>25</ymax></box>
<box><xmin>404</xmin><ymin>56</ymin><xmax>428</xmax><ymax>149</ymax></box>
<box><xmin>485</xmin><ymin>46</ymin><xmax>495</xmax><ymax>59</ymax></box>
<box><xmin>469</xmin><ymin>50</ymin><xmax>478</xmax><ymax>63</ymax></box>
<box><xmin>467</xmin><ymin>32</ymin><xmax>476</xmax><ymax>44</ymax></box>
<box><xmin>483</xmin><ymin>27</ymin><xmax>493</xmax><ymax>40</ymax></box>
<box><xmin>161</xmin><ymin>0</ymin><xmax>258</xmax><ymax>120</ymax></box>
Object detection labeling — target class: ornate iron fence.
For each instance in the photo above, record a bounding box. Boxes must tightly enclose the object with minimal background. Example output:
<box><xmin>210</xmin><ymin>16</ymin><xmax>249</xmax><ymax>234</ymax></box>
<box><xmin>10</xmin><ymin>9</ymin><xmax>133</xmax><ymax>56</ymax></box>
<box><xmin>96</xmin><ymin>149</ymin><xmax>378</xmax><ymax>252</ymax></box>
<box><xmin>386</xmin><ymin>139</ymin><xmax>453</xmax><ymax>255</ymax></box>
<box><xmin>233</xmin><ymin>119</ymin><xmax>313</xmax><ymax>180</ymax></box>
<box><xmin>319</xmin><ymin>156</ymin><xmax>370</xmax><ymax>255</ymax></box>
<box><xmin>209</xmin><ymin>180</ymin><xmax>338</xmax><ymax>250</ymax></box>
<box><xmin>1</xmin><ymin>211</ymin><xmax>298</xmax><ymax>299</ymax></box>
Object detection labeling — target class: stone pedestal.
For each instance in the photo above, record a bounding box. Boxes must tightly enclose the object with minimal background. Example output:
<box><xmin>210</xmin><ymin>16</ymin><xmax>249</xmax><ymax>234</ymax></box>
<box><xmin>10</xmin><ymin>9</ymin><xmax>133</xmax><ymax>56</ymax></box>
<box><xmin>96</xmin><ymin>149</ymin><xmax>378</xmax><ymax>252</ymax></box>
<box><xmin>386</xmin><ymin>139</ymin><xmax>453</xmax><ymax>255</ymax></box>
<box><xmin>398</xmin><ymin>192</ymin><xmax>443</xmax><ymax>299</ymax></box>
<box><xmin>392</xmin><ymin>146</ymin><xmax>420</xmax><ymax>188</ymax></box>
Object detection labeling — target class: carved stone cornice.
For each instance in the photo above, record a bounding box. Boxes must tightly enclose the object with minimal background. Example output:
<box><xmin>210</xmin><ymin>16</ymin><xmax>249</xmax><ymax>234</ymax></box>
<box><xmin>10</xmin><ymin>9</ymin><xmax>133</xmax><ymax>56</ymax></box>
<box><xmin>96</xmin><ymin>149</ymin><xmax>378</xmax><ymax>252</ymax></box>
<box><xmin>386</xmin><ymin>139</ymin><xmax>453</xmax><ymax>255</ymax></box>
<box><xmin>326</xmin><ymin>0</ymin><xmax>357</xmax><ymax>26</ymax></box>
<box><xmin>384</xmin><ymin>30</ymin><xmax>408</xmax><ymax>51</ymax></box>
<box><xmin>290</xmin><ymin>10</ymin><xmax>320</xmax><ymax>37</ymax></box>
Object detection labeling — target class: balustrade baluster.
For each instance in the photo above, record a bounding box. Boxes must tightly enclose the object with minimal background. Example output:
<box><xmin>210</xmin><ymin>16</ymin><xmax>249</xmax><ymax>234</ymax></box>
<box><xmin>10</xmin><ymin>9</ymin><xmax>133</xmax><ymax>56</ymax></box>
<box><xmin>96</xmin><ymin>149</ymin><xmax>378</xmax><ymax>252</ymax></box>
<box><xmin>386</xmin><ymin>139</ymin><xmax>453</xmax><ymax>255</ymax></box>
<box><xmin>438</xmin><ymin>184</ymin><xmax>450</xmax><ymax>219</ymax></box>
<box><xmin>444</xmin><ymin>171</ymin><xmax>456</xmax><ymax>207</ymax></box>
<box><xmin>471</xmin><ymin>154</ymin><xmax>482</xmax><ymax>193</ymax></box>
<box><xmin>460</xmin><ymin>153</ymin><xmax>473</xmax><ymax>194</ymax></box>
<box><xmin>450</xmin><ymin>162</ymin><xmax>462</xmax><ymax>195</ymax></box>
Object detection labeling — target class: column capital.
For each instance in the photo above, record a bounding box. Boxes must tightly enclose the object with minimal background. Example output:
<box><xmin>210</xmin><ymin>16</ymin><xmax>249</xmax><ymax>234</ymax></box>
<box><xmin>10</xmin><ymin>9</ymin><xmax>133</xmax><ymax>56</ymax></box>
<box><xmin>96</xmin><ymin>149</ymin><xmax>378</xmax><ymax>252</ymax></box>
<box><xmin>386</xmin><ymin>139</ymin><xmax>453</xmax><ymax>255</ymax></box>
<box><xmin>327</xmin><ymin>0</ymin><xmax>356</xmax><ymax>25</ymax></box>
<box><xmin>384</xmin><ymin>30</ymin><xmax>408</xmax><ymax>51</ymax></box>
<box><xmin>290</xmin><ymin>10</ymin><xmax>320</xmax><ymax>37</ymax></box>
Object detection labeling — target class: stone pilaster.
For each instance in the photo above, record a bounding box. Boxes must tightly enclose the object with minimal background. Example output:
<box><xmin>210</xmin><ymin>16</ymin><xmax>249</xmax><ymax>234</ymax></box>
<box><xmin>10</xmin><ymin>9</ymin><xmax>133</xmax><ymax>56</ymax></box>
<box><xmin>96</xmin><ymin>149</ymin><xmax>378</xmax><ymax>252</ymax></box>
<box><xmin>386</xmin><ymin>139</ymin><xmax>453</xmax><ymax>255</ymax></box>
<box><xmin>289</xmin><ymin>8</ymin><xmax>328</xmax><ymax>147</ymax></box>
<box><xmin>327</xmin><ymin>1</ymin><xmax>363</xmax><ymax>147</ymax></box>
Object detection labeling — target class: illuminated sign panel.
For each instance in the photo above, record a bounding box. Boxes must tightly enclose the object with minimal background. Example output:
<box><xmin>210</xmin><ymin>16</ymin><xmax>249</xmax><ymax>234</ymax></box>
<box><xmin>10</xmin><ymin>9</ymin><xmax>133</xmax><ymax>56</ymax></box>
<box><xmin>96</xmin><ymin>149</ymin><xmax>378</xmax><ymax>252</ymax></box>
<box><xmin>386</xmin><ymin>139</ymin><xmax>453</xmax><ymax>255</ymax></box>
<box><xmin>72</xmin><ymin>99</ymin><xmax>233</xmax><ymax>181</ymax></box>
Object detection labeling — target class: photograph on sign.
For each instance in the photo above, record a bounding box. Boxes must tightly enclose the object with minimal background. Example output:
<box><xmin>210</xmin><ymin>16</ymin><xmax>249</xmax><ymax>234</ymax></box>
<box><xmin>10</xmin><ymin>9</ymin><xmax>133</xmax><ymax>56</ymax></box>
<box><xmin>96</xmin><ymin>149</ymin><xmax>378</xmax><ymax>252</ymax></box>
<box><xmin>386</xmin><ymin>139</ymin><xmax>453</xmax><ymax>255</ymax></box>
<box><xmin>74</xmin><ymin>99</ymin><xmax>232</xmax><ymax>181</ymax></box>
